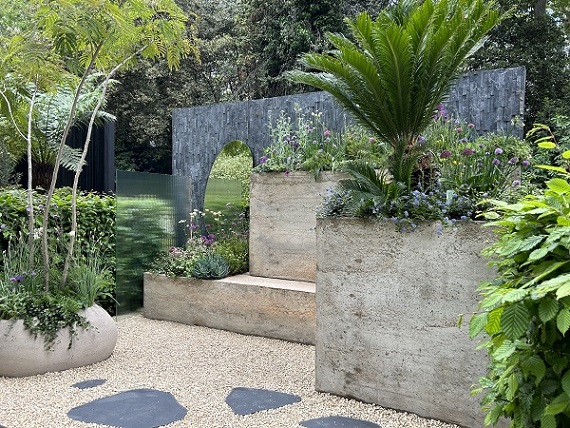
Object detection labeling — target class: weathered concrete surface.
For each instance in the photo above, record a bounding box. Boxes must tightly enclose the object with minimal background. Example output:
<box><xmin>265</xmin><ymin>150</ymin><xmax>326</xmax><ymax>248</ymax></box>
<box><xmin>315</xmin><ymin>218</ymin><xmax>497</xmax><ymax>428</ymax></box>
<box><xmin>0</xmin><ymin>305</ymin><xmax>117</xmax><ymax>377</ymax></box>
<box><xmin>249</xmin><ymin>171</ymin><xmax>345</xmax><ymax>282</ymax></box>
<box><xmin>143</xmin><ymin>273</ymin><xmax>316</xmax><ymax>344</ymax></box>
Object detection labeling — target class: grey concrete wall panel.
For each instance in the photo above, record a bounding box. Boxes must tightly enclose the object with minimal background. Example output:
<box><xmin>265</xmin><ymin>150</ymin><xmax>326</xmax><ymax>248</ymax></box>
<box><xmin>172</xmin><ymin>67</ymin><xmax>525</xmax><ymax>213</ymax></box>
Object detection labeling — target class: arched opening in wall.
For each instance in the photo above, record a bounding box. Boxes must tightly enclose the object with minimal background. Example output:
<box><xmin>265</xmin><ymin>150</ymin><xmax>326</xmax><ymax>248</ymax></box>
<box><xmin>202</xmin><ymin>141</ymin><xmax>252</xmax><ymax>275</ymax></box>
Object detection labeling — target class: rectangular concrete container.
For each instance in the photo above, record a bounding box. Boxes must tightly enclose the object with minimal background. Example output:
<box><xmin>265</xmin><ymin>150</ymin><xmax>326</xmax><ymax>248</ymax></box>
<box><xmin>143</xmin><ymin>273</ymin><xmax>316</xmax><ymax>344</ymax></box>
<box><xmin>315</xmin><ymin>218</ymin><xmax>497</xmax><ymax>428</ymax></box>
<box><xmin>249</xmin><ymin>171</ymin><xmax>345</xmax><ymax>282</ymax></box>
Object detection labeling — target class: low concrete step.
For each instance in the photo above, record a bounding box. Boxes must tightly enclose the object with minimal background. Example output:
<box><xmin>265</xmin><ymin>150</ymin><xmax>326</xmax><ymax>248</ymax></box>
<box><xmin>143</xmin><ymin>273</ymin><xmax>316</xmax><ymax>345</ymax></box>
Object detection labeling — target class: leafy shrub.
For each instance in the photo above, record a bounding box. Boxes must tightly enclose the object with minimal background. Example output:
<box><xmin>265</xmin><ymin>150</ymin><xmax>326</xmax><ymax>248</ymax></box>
<box><xmin>254</xmin><ymin>107</ymin><xmax>384</xmax><ymax>178</ymax></box>
<box><xmin>191</xmin><ymin>253</ymin><xmax>229</xmax><ymax>279</ymax></box>
<box><xmin>213</xmin><ymin>236</ymin><xmax>248</xmax><ymax>275</ymax></box>
<box><xmin>470</xmin><ymin>128</ymin><xmax>570</xmax><ymax>427</ymax></box>
<box><xmin>209</xmin><ymin>143</ymin><xmax>252</xmax><ymax>207</ymax></box>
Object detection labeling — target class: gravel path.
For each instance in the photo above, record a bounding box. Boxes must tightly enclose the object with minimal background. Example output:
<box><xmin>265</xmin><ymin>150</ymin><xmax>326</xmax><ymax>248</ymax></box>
<box><xmin>0</xmin><ymin>315</ymin><xmax>461</xmax><ymax>428</ymax></box>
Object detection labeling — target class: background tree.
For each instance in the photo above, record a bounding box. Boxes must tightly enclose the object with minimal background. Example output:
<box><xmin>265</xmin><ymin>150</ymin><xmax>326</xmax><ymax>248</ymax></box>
<box><xmin>468</xmin><ymin>0</ymin><xmax>570</xmax><ymax>129</ymax></box>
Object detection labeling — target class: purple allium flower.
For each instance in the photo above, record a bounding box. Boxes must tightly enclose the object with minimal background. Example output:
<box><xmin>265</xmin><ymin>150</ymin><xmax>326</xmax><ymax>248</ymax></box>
<box><xmin>492</xmin><ymin>159</ymin><xmax>501</xmax><ymax>165</ymax></box>
<box><xmin>0</xmin><ymin>223</ymin><xmax>5</xmax><ymax>230</ymax></box>
<box><xmin>461</xmin><ymin>148</ymin><xmax>475</xmax><ymax>156</ymax></box>
<box><xmin>522</xmin><ymin>160</ymin><xmax>530</xmax><ymax>167</ymax></box>
<box><xmin>284</xmin><ymin>170</ymin><xmax>290</xmax><ymax>177</ymax></box>
<box><xmin>417</xmin><ymin>135</ymin><xmax>427</xmax><ymax>145</ymax></box>
<box><xmin>369</xmin><ymin>137</ymin><xmax>376</xmax><ymax>143</ymax></box>
<box><xmin>323</xmin><ymin>129</ymin><xmax>331</xmax><ymax>137</ymax></box>
<box><xmin>512</xmin><ymin>180</ymin><xmax>521</xmax><ymax>186</ymax></box>
<box><xmin>26</xmin><ymin>207</ymin><xmax>31</xmax><ymax>212</ymax></box>
<box><xmin>434</xmin><ymin>103</ymin><xmax>447</xmax><ymax>120</ymax></box>
<box><xmin>467</xmin><ymin>123</ymin><xmax>475</xmax><ymax>128</ymax></box>
<box><xmin>455</xmin><ymin>127</ymin><xmax>463</xmax><ymax>133</ymax></box>
<box><xmin>508</xmin><ymin>157</ymin><xmax>519</xmax><ymax>164</ymax></box>
<box><xmin>459</xmin><ymin>137</ymin><xmax>468</xmax><ymax>143</ymax></box>
<box><xmin>494</xmin><ymin>148</ymin><xmax>504</xmax><ymax>155</ymax></box>
<box><xmin>259</xmin><ymin>155</ymin><xmax>268</xmax><ymax>164</ymax></box>
<box><xmin>440</xmin><ymin>150</ymin><xmax>452</xmax><ymax>159</ymax></box>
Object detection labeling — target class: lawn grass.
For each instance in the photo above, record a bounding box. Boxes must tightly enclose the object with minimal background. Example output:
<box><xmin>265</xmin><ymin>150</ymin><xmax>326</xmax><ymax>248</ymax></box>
<box><xmin>203</xmin><ymin>178</ymin><xmax>246</xmax><ymax>234</ymax></box>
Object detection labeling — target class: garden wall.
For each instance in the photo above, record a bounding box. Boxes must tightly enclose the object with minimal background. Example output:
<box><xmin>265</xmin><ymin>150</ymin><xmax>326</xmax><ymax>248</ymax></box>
<box><xmin>172</xmin><ymin>67</ymin><xmax>525</xmax><ymax>213</ymax></box>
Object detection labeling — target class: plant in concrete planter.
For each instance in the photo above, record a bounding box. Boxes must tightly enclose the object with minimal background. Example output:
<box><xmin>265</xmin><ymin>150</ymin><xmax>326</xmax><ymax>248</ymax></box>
<box><xmin>288</xmin><ymin>0</ymin><xmax>503</xmax><ymax>222</ymax></box>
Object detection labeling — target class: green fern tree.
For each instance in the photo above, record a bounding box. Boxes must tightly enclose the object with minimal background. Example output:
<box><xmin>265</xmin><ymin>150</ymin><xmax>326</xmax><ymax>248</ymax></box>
<box><xmin>287</xmin><ymin>0</ymin><xmax>502</xmax><ymax>190</ymax></box>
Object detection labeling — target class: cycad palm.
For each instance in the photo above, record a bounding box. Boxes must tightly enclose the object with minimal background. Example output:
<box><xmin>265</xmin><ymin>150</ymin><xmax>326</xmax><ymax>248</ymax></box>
<box><xmin>288</xmin><ymin>0</ymin><xmax>502</xmax><ymax>189</ymax></box>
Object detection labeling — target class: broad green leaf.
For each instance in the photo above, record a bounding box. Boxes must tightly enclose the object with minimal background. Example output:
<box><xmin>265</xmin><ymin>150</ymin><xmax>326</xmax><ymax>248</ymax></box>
<box><xmin>502</xmin><ymin>289</ymin><xmax>528</xmax><ymax>303</ymax></box>
<box><xmin>469</xmin><ymin>312</ymin><xmax>488</xmax><ymax>339</ymax></box>
<box><xmin>552</xmin><ymin>274</ymin><xmax>570</xmax><ymax>298</ymax></box>
<box><xmin>506</xmin><ymin>372</ymin><xmax>519</xmax><ymax>400</ymax></box>
<box><xmin>539</xmin><ymin>298</ymin><xmax>560</xmax><ymax>323</ymax></box>
<box><xmin>485</xmin><ymin>404</ymin><xmax>504</xmax><ymax>426</ymax></box>
<box><xmin>493</xmin><ymin>340</ymin><xmax>516</xmax><ymax>361</ymax></box>
<box><xmin>486</xmin><ymin>307</ymin><xmax>504</xmax><ymax>335</ymax></box>
<box><xmin>562</xmin><ymin>370</ymin><xmax>570</xmax><ymax>396</ymax></box>
<box><xmin>528</xmin><ymin>246</ymin><xmax>550</xmax><ymax>262</ymax></box>
<box><xmin>521</xmin><ymin>354</ymin><xmax>546</xmax><ymax>385</ymax></box>
<box><xmin>557</xmin><ymin>309</ymin><xmax>570</xmax><ymax>335</ymax></box>
<box><xmin>558</xmin><ymin>216</ymin><xmax>570</xmax><ymax>226</ymax></box>
<box><xmin>548</xmin><ymin>178</ymin><xmax>570</xmax><ymax>193</ymax></box>
<box><xmin>541</xmin><ymin>414</ymin><xmax>557</xmax><ymax>428</ymax></box>
<box><xmin>545</xmin><ymin>393</ymin><xmax>570</xmax><ymax>415</ymax></box>
<box><xmin>538</xmin><ymin>141</ymin><xmax>557</xmax><ymax>149</ymax></box>
<box><xmin>539</xmin><ymin>165</ymin><xmax>569</xmax><ymax>174</ymax></box>
<box><xmin>563</xmin><ymin>150</ymin><xmax>570</xmax><ymax>159</ymax></box>
<box><xmin>501</xmin><ymin>303</ymin><xmax>530</xmax><ymax>340</ymax></box>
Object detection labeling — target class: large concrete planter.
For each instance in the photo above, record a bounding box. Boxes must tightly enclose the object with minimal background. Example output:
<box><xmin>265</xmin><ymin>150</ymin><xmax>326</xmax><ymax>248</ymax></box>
<box><xmin>0</xmin><ymin>304</ymin><xmax>117</xmax><ymax>377</ymax></box>
<box><xmin>144</xmin><ymin>273</ymin><xmax>316</xmax><ymax>344</ymax></box>
<box><xmin>249</xmin><ymin>171</ymin><xmax>345</xmax><ymax>282</ymax></box>
<box><xmin>316</xmin><ymin>218</ymin><xmax>497</xmax><ymax>428</ymax></box>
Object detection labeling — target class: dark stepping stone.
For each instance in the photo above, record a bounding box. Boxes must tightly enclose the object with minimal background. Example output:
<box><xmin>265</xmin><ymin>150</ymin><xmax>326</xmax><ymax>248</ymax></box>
<box><xmin>72</xmin><ymin>379</ymin><xmax>107</xmax><ymax>389</ymax></box>
<box><xmin>226</xmin><ymin>387</ymin><xmax>301</xmax><ymax>415</ymax></box>
<box><xmin>300</xmin><ymin>416</ymin><xmax>381</xmax><ymax>428</ymax></box>
<box><xmin>68</xmin><ymin>388</ymin><xmax>187</xmax><ymax>428</ymax></box>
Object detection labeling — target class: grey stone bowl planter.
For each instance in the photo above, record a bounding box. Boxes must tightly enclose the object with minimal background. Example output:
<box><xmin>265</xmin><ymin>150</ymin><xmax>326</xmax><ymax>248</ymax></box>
<box><xmin>0</xmin><ymin>304</ymin><xmax>117</xmax><ymax>377</ymax></box>
<box><xmin>315</xmin><ymin>218</ymin><xmax>497</xmax><ymax>428</ymax></box>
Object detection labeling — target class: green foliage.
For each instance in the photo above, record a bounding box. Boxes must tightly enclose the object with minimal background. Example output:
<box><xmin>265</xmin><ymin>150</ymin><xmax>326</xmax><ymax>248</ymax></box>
<box><xmin>254</xmin><ymin>108</ymin><xmax>384</xmax><ymax>178</ymax></box>
<box><xmin>209</xmin><ymin>142</ymin><xmax>252</xmax><ymax>207</ymax></box>
<box><xmin>471</xmin><ymin>142</ymin><xmax>570</xmax><ymax>426</ymax></box>
<box><xmin>526</xmin><ymin>117</ymin><xmax>570</xmax><ymax>185</ymax></box>
<box><xmin>288</xmin><ymin>0</ymin><xmax>502</xmax><ymax>190</ymax></box>
<box><xmin>191</xmin><ymin>252</ymin><xmax>230</xmax><ymax>279</ymax></box>
<box><xmin>213</xmin><ymin>236</ymin><xmax>249</xmax><ymax>275</ymax></box>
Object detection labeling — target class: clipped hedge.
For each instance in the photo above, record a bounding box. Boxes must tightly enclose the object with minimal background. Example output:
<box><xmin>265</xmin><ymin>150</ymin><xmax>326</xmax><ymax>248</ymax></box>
<box><xmin>0</xmin><ymin>187</ymin><xmax>116</xmax><ymax>313</ymax></box>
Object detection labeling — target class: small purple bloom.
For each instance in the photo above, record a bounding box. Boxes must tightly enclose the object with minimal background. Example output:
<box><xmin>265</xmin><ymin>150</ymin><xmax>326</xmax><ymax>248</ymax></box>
<box><xmin>522</xmin><ymin>160</ymin><xmax>530</xmax><ymax>167</ymax></box>
<box><xmin>284</xmin><ymin>170</ymin><xmax>290</xmax><ymax>177</ymax></box>
<box><xmin>512</xmin><ymin>180</ymin><xmax>521</xmax><ymax>186</ymax></box>
<box><xmin>494</xmin><ymin>148</ymin><xmax>503</xmax><ymax>155</ymax></box>
<box><xmin>0</xmin><ymin>223</ymin><xmax>5</xmax><ymax>230</ymax></box>
<box><xmin>259</xmin><ymin>156</ymin><xmax>268</xmax><ymax>164</ymax></box>
<box><xmin>323</xmin><ymin>129</ymin><xmax>331</xmax><ymax>137</ymax></box>
<box><xmin>459</xmin><ymin>137</ymin><xmax>468</xmax><ymax>143</ymax></box>
<box><xmin>369</xmin><ymin>137</ymin><xmax>376</xmax><ymax>143</ymax></box>
<box><xmin>417</xmin><ymin>136</ymin><xmax>427</xmax><ymax>145</ymax></box>
<box><xmin>455</xmin><ymin>127</ymin><xmax>463</xmax><ymax>133</ymax></box>
<box><xmin>508</xmin><ymin>157</ymin><xmax>518</xmax><ymax>164</ymax></box>
<box><xmin>467</xmin><ymin>123</ymin><xmax>475</xmax><ymax>128</ymax></box>
<box><xmin>492</xmin><ymin>159</ymin><xmax>501</xmax><ymax>165</ymax></box>
<box><xmin>461</xmin><ymin>148</ymin><xmax>475</xmax><ymax>157</ymax></box>
<box><xmin>440</xmin><ymin>150</ymin><xmax>452</xmax><ymax>159</ymax></box>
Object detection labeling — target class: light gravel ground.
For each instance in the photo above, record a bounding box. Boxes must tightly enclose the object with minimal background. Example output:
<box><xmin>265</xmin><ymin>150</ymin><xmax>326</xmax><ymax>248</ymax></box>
<box><xmin>0</xmin><ymin>315</ymin><xmax>461</xmax><ymax>428</ymax></box>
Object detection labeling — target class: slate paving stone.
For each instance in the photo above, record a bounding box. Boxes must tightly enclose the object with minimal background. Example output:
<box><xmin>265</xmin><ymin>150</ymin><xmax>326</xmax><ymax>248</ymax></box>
<box><xmin>68</xmin><ymin>388</ymin><xmax>187</xmax><ymax>428</ymax></box>
<box><xmin>226</xmin><ymin>387</ymin><xmax>301</xmax><ymax>416</ymax></box>
<box><xmin>300</xmin><ymin>416</ymin><xmax>381</xmax><ymax>428</ymax></box>
<box><xmin>71</xmin><ymin>379</ymin><xmax>107</xmax><ymax>389</ymax></box>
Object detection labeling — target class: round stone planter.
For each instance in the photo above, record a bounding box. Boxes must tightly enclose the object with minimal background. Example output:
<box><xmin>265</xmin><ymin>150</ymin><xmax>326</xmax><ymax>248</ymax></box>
<box><xmin>0</xmin><ymin>304</ymin><xmax>117</xmax><ymax>377</ymax></box>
